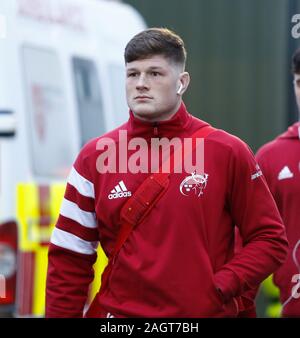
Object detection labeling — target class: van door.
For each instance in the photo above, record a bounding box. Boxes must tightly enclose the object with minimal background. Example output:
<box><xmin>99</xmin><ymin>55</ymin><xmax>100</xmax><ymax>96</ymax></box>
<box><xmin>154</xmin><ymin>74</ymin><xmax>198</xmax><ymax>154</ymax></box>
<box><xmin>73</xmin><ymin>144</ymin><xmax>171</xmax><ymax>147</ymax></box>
<box><xmin>22</xmin><ymin>46</ymin><xmax>75</xmax><ymax>178</ymax></box>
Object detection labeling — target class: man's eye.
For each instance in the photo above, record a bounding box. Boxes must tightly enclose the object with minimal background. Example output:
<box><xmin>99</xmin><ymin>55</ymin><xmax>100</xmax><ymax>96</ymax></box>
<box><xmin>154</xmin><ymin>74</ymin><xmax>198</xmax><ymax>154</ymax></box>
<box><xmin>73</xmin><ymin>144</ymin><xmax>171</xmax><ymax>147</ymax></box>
<box><xmin>294</xmin><ymin>79</ymin><xmax>300</xmax><ymax>87</ymax></box>
<box><xmin>151</xmin><ymin>72</ymin><xmax>159</xmax><ymax>76</ymax></box>
<box><xmin>128</xmin><ymin>73</ymin><xmax>137</xmax><ymax>77</ymax></box>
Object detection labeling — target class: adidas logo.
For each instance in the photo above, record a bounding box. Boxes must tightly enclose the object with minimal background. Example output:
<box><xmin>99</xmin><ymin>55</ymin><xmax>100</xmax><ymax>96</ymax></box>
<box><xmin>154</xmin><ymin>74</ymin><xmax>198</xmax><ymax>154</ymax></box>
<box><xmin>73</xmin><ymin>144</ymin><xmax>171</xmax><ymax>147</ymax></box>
<box><xmin>108</xmin><ymin>180</ymin><xmax>132</xmax><ymax>199</ymax></box>
<box><xmin>278</xmin><ymin>166</ymin><xmax>294</xmax><ymax>180</ymax></box>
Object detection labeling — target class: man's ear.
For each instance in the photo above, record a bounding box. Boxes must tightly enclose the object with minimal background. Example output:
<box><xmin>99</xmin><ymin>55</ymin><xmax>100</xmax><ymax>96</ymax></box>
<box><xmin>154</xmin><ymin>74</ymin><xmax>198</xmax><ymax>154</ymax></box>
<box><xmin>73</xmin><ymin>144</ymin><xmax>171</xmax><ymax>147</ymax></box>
<box><xmin>177</xmin><ymin>72</ymin><xmax>190</xmax><ymax>95</ymax></box>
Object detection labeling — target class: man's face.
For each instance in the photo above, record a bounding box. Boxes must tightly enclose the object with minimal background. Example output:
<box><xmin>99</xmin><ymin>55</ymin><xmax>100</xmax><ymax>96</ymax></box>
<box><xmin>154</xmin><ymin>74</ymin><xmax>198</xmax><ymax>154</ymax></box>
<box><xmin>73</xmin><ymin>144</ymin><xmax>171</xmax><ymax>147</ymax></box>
<box><xmin>125</xmin><ymin>55</ymin><xmax>185</xmax><ymax>122</ymax></box>
<box><xmin>294</xmin><ymin>73</ymin><xmax>300</xmax><ymax>111</ymax></box>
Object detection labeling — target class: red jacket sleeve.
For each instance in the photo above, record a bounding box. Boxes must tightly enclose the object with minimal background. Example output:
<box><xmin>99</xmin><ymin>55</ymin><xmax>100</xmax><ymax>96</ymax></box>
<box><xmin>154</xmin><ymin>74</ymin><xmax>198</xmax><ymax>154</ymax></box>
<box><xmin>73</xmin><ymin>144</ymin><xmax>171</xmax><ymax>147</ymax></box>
<box><xmin>234</xmin><ymin>227</ymin><xmax>259</xmax><ymax>317</ymax></box>
<box><xmin>46</xmin><ymin>150</ymin><xmax>99</xmax><ymax>318</ymax></box>
<box><xmin>214</xmin><ymin>140</ymin><xmax>288</xmax><ymax>302</ymax></box>
<box><xmin>46</xmin><ymin>244</ymin><xmax>97</xmax><ymax>317</ymax></box>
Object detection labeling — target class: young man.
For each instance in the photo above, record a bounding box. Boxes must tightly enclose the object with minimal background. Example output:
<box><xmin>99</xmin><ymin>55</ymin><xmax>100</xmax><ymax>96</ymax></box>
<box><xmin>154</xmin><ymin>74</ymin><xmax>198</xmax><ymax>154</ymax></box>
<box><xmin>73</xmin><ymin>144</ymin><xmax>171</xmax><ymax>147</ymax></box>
<box><xmin>256</xmin><ymin>48</ymin><xmax>300</xmax><ymax>317</ymax></box>
<box><xmin>46</xmin><ymin>28</ymin><xmax>288</xmax><ymax>318</ymax></box>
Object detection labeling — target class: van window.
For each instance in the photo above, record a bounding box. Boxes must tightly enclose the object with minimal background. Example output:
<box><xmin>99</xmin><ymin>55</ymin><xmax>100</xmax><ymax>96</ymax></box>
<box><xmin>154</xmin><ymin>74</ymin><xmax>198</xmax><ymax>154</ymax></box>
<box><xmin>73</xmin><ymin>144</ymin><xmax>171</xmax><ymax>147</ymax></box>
<box><xmin>72</xmin><ymin>58</ymin><xmax>105</xmax><ymax>146</ymax></box>
<box><xmin>22</xmin><ymin>47</ymin><xmax>74</xmax><ymax>178</ymax></box>
<box><xmin>108</xmin><ymin>64</ymin><xmax>128</xmax><ymax>126</ymax></box>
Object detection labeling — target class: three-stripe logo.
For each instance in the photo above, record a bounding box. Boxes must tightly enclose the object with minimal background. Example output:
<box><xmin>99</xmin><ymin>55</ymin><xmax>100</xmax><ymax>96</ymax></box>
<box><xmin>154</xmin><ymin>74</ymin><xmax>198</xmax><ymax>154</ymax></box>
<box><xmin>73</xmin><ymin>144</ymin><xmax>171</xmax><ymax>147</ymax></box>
<box><xmin>108</xmin><ymin>180</ymin><xmax>132</xmax><ymax>199</ymax></box>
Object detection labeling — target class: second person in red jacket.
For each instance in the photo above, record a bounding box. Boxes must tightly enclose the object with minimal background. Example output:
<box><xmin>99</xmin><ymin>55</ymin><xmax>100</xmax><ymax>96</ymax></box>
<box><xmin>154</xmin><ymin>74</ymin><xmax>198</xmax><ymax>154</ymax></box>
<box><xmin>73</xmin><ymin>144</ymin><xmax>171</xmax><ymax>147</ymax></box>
<box><xmin>256</xmin><ymin>47</ymin><xmax>300</xmax><ymax>317</ymax></box>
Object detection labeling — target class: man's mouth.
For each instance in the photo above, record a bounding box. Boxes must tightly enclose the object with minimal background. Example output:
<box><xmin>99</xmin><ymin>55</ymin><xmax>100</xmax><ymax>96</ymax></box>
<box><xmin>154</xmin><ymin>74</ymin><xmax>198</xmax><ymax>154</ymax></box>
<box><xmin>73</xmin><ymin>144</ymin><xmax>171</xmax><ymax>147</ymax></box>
<box><xmin>135</xmin><ymin>96</ymin><xmax>152</xmax><ymax>100</ymax></box>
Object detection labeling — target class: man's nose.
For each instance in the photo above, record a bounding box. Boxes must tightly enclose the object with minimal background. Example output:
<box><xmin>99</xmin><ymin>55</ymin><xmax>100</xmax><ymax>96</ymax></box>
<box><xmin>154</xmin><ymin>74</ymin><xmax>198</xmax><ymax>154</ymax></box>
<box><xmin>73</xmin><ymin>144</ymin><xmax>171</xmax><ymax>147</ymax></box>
<box><xmin>136</xmin><ymin>73</ymin><xmax>149</xmax><ymax>90</ymax></box>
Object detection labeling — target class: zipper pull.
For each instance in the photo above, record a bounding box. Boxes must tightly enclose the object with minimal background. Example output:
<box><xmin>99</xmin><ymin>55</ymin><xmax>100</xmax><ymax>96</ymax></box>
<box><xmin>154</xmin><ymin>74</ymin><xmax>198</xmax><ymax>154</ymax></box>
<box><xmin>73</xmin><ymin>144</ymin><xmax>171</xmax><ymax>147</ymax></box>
<box><xmin>153</xmin><ymin>122</ymin><xmax>158</xmax><ymax>136</ymax></box>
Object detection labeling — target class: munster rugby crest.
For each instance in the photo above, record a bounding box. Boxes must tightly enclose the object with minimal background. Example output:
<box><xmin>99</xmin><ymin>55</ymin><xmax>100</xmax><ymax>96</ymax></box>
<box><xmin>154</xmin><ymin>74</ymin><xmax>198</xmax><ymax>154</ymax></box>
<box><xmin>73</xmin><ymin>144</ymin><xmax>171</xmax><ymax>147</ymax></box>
<box><xmin>179</xmin><ymin>171</ymin><xmax>208</xmax><ymax>197</ymax></box>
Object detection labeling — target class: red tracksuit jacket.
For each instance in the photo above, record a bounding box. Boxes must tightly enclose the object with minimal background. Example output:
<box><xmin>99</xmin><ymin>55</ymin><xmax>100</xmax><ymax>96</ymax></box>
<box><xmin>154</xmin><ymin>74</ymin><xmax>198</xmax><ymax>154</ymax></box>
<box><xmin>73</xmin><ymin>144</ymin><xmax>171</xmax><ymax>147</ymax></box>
<box><xmin>256</xmin><ymin>122</ymin><xmax>300</xmax><ymax>317</ymax></box>
<box><xmin>46</xmin><ymin>102</ymin><xmax>288</xmax><ymax>317</ymax></box>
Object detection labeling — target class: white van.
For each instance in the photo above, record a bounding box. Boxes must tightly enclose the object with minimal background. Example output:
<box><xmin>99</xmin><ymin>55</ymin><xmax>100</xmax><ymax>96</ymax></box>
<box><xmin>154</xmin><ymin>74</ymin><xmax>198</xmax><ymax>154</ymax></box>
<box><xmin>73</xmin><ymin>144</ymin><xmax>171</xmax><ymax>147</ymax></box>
<box><xmin>0</xmin><ymin>0</ymin><xmax>145</xmax><ymax>317</ymax></box>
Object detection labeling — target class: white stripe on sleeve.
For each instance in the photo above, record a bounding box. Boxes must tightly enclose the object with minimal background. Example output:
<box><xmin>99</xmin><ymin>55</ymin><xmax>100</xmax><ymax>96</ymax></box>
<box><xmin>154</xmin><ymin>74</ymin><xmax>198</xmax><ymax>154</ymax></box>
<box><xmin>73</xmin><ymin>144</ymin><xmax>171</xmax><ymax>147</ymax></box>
<box><xmin>60</xmin><ymin>198</ymin><xmax>97</xmax><ymax>228</ymax></box>
<box><xmin>68</xmin><ymin>166</ymin><xmax>95</xmax><ymax>198</ymax></box>
<box><xmin>51</xmin><ymin>228</ymin><xmax>98</xmax><ymax>255</ymax></box>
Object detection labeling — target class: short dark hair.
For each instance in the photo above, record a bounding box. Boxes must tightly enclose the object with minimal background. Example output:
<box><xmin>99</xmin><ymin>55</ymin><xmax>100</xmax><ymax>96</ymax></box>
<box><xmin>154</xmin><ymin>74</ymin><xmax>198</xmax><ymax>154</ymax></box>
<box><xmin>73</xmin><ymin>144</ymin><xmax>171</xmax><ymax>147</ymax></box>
<box><xmin>124</xmin><ymin>28</ymin><xmax>187</xmax><ymax>67</ymax></box>
<box><xmin>292</xmin><ymin>47</ymin><xmax>300</xmax><ymax>74</ymax></box>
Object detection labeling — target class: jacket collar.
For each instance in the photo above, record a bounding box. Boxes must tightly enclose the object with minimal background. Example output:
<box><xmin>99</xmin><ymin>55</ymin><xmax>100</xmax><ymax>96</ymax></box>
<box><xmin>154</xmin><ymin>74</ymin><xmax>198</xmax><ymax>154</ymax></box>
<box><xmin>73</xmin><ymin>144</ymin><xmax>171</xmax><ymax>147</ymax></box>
<box><xmin>127</xmin><ymin>101</ymin><xmax>192</xmax><ymax>139</ymax></box>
